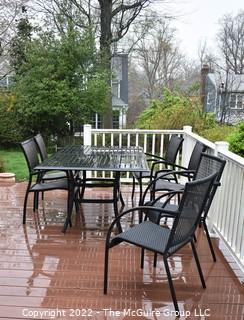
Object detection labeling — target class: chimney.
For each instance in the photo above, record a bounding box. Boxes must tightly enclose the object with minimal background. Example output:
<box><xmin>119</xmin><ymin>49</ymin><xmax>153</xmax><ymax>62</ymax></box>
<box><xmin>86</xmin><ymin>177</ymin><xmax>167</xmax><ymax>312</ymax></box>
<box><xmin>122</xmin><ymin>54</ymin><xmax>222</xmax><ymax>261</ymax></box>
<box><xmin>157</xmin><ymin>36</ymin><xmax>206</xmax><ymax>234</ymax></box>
<box><xmin>200</xmin><ymin>64</ymin><xmax>210</xmax><ymax>108</ymax></box>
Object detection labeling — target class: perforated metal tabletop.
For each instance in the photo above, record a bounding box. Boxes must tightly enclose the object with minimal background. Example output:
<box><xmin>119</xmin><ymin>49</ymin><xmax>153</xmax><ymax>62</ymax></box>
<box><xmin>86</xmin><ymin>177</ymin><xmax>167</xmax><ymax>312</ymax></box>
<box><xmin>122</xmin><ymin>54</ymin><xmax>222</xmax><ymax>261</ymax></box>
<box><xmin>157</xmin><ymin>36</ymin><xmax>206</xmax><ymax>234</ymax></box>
<box><xmin>35</xmin><ymin>145</ymin><xmax>149</xmax><ymax>172</ymax></box>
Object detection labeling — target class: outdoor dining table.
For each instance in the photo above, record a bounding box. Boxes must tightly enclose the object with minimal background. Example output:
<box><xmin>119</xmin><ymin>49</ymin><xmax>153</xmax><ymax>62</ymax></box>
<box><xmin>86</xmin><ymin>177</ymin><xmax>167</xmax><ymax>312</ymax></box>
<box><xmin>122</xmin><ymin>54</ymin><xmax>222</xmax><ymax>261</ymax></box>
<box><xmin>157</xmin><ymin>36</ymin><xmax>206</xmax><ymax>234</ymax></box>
<box><xmin>35</xmin><ymin>145</ymin><xmax>149</xmax><ymax>232</ymax></box>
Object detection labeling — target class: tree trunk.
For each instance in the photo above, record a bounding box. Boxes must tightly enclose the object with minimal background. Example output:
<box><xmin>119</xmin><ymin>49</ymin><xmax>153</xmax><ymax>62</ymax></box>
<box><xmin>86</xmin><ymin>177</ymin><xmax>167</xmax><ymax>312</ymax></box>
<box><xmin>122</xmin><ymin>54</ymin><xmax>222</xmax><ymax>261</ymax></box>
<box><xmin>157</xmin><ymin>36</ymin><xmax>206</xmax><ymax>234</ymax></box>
<box><xmin>99</xmin><ymin>0</ymin><xmax>113</xmax><ymax>128</ymax></box>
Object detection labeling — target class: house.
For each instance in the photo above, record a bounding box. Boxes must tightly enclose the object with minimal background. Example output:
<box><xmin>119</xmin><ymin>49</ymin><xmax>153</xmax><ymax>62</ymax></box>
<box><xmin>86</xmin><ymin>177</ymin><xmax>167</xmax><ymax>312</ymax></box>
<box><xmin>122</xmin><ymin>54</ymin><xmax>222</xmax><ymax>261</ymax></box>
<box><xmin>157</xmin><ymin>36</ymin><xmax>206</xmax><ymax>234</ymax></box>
<box><xmin>90</xmin><ymin>53</ymin><xmax>129</xmax><ymax>129</ymax></box>
<box><xmin>201</xmin><ymin>64</ymin><xmax>244</xmax><ymax>124</ymax></box>
<box><xmin>0</xmin><ymin>58</ymin><xmax>13</xmax><ymax>89</ymax></box>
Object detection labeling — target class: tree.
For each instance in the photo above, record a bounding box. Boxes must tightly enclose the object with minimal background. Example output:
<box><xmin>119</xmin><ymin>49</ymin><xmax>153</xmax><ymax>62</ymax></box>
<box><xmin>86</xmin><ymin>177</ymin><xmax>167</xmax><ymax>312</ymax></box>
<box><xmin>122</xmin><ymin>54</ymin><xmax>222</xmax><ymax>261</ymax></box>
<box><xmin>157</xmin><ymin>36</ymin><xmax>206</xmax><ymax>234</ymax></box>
<box><xmin>0</xmin><ymin>0</ymin><xmax>27</xmax><ymax>54</ymax></box>
<box><xmin>13</xmin><ymin>28</ymin><xmax>108</xmax><ymax>137</ymax></box>
<box><xmin>217</xmin><ymin>11</ymin><xmax>244</xmax><ymax>74</ymax></box>
<box><xmin>9</xmin><ymin>16</ymin><xmax>32</xmax><ymax>74</ymax></box>
<box><xmin>29</xmin><ymin>0</ymin><xmax>157</xmax><ymax>127</ymax></box>
<box><xmin>131</xmin><ymin>19</ymin><xmax>183</xmax><ymax>100</ymax></box>
<box><xmin>0</xmin><ymin>1</ymin><xmax>28</xmax><ymax>82</ymax></box>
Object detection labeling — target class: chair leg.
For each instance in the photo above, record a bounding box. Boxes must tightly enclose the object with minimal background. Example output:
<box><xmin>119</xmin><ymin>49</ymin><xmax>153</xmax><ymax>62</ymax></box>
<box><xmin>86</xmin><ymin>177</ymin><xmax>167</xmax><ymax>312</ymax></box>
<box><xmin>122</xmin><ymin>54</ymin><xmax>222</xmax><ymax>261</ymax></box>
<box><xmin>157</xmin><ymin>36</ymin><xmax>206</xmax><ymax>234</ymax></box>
<box><xmin>138</xmin><ymin>179</ymin><xmax>143</xmax><ymax>205</ymax></box>
<box><xmin>131</xmin><ymin>175</ymin><xmax>136</xmax><ymax>203</ymax></box>
<box><xmin>193</xmin><ymin>233</ymin><xmax>197</xmax><ymax>243</ymax></box>
<box><xmin>104</xmin><ymin>244</ymin><xmax>110</xmax><ymax>294</ymax></box>
<box><xmin>35</xmin><ymin>192</ymin><xmax>39</xmax><ymax>211</ymax></box>
<box><xmin>163</xmin><ymin>256</ymin><xmax>179</xmax><ymax>312</ymax></box>
<box><xmin>140</xmin><ymin>248</ymin><xmax>145</xmax><ymax>269</ymax></box>
<box><xmin>191</xmin><ymin>240</ymin><xmax>206</xmax><ymax>289</ymax></box>
<box><xmin>203</xmin><ymin>221</ymin><xmax>217</xmax><ymax>262</ymax></box>
<box><xmin>119</xmin><ymin>191</ymin><xmax>125</xmax><ymax>207</ymax></box>
<box><xmin>23</xmin><ymin>190</ymin><xmax>30</xmax><ymax>224</ymax></box>
<box><xmin>153</xmin><ymin>252</ymin><xmax>158</xmax><ymax>267</ymax></box>
<box><xmin>33</xmin><ymin>192</ymin><xmax>36</xmax><ymax>212</ymax></box>
<box><xmin>113</xmin><ymin>174</ymin><xmax>122</xmax><ymax>233</ymax></box>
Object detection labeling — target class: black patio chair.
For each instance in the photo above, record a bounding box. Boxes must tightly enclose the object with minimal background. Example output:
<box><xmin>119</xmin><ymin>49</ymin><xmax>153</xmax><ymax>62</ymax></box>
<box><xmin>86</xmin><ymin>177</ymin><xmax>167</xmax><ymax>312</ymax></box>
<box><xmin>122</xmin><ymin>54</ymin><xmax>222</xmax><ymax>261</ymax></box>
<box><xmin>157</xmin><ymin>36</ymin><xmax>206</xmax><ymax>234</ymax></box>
<box><xmin>34</xmin><ymin>133</ymin><xmax>67</xmax><ymax>181</ymax></box>
<box><xmin>131</xmin><ymin>135</ymin><xmax>184</xmax><ymax>205</ymax></box>
<box><xmin>142</xmin><ymin>152</ymin><xmax>226</xmax><ymax>262</ymax></box>
<box><xmin>104</xmin><ymin>173</ymin><xmax>217</xmax><ymax>312</ymax></box>
<box><xmin>153</xmin><ymin>141</ymin><xmax>206</xmax><ymax>185</ymax></box>
<box><xmin>20</xmin><ymin>138</ymin><xmax>73</xmax><ymax>230</ymax></box>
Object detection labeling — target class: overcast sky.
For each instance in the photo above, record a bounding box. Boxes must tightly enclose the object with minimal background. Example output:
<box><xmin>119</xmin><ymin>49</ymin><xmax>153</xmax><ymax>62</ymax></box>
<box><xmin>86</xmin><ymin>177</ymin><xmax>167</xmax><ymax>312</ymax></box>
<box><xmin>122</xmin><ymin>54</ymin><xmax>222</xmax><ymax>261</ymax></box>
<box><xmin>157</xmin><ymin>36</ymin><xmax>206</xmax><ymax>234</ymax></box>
<box><xmin>153</xmin><ymin>0</ymin><xmax>244</xmax><ymax>60</ymax></box>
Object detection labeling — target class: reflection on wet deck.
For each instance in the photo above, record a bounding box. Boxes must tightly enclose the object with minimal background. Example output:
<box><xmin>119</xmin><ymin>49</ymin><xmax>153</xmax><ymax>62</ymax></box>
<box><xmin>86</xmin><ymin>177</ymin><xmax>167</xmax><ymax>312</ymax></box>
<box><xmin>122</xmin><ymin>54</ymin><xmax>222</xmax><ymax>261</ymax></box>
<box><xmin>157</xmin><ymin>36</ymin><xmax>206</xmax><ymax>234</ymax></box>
<box><xmin>0</xmin><ymin>182</ymin><xmax>243</xmax><ymax>319</ymax></box>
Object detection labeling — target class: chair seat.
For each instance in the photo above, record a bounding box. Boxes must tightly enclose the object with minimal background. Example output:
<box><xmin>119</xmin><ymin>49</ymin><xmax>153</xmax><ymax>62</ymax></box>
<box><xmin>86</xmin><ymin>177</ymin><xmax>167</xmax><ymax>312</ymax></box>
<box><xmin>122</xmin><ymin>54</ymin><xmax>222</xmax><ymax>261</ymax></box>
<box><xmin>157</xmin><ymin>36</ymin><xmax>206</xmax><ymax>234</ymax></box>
<box><xmin>111</xmin><ymin>221</ymin><xmax>170</xmax><ymax>254</ymax></box>
<box><xmin>133</xmin><ymin>170</ymin><xmax>151</xmax><ymax>180</ymax></box>
<box><xmin>30</xmin><ymin>179</ymin><xmax>68</xmax><ymax>192</ymax></box>
<box><xmin>154</xmin><ymin>180</ymin><xmax>184</xmax><ymax>192</ymax></box>
<box><xmin>42</xmin><ymin>171</ymin><xmax>67</xmax><ymax>180</ymax></box>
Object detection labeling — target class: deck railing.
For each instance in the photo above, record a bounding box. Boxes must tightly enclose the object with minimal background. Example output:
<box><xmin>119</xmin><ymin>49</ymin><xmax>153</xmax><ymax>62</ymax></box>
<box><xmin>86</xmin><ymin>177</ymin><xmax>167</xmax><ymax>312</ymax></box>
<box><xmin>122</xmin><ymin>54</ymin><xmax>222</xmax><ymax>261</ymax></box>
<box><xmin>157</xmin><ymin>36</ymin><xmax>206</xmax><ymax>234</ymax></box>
<box><xmin>81</xmin><ymin>124</ymin><xmax>244</xmax><ymax>273</ymax></box>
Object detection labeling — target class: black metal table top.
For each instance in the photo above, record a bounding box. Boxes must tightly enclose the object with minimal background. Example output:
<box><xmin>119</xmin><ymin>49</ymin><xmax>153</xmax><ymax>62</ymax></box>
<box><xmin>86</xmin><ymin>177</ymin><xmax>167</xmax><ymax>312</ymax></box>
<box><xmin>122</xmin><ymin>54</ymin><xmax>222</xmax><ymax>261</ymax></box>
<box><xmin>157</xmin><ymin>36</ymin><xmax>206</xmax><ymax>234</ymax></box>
<box><xmin>35</xmin><ymin>145</ymin><xmax>149</xmax><ymax>172</ymax></box>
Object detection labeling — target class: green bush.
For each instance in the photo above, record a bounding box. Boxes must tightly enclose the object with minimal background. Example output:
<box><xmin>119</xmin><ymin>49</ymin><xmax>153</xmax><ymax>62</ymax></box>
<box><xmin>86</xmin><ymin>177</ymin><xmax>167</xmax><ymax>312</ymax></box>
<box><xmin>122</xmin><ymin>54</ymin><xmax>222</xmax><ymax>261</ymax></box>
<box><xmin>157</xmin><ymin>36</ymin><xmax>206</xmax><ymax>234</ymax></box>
<box><xmin>228</xmin><ymin>122</ymin><xmax>244</xmax><ymax>157</ymax></box>
<box><xmin>201</xmin><ymin>125</ymin><xmax>234</xmax><ymax>142</ymax></box>
<box><xmin>0</xmin><ymin>90</ymin><xmax>24</xmax><ymax>146</ymax></box>
<box><xmin>136</xmin><ymin>89</ymin><xmax>216</xmax><ymax>133</ymax></box>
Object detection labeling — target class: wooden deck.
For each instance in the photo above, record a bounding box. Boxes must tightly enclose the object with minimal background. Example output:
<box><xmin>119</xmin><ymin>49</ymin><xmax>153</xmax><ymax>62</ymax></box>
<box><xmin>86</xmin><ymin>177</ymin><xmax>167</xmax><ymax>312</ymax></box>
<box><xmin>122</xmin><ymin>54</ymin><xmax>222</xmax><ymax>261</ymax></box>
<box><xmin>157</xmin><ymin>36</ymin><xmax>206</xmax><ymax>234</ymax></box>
<box><xmin>0</xmin><ymin>181</ymin><xmax>243</xmax><ymax>320</ymax></box>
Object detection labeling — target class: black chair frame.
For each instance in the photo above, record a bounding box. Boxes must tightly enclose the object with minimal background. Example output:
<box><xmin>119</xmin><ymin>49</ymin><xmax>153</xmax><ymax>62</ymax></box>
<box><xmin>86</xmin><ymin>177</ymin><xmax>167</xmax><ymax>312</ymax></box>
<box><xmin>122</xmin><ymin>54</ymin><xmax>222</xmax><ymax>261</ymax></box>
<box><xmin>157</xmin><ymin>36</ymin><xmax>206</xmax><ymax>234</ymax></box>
<box><xmin>104</xmin><ymin>172</ymin><xmax>217</xmax><ymax>312</ymax></box>
<box><xmin>143</xmin><ymin>153</ymin><xmax>226</xmax><ymax>262</ymax></box>
<box><xmin>131</xmin><ymin>135</ymin><xmax>184</xmax><ymax>205</ymax></box>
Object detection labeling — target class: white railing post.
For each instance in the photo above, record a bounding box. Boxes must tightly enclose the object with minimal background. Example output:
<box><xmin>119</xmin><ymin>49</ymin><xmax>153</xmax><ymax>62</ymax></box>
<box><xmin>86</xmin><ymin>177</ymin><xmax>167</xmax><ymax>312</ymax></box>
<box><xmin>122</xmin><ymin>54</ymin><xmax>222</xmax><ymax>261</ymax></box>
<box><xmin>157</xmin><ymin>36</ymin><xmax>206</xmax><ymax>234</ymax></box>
<box><xmin>214</xmin><ymin>141</ymin><xmax>229</xmax><ymax>155</ymax></box>
<box><xmin>84</xmin><ymin>124</ymin><xmax>92</xmax><ymax>146</ymax></box>
<box><xmin>83</xmin><ymin>124</ymin><xmax>92</xmax><ymax>178</ymax></box>
<box><xmin>208</xmin><ymin>141</ymin><xmax>229</xmax><ymax>234</ymax></box>
<box><xmin>182</xmin><ymin>126</ymin><xmax>193</xmax><ymax>168</ymax></box>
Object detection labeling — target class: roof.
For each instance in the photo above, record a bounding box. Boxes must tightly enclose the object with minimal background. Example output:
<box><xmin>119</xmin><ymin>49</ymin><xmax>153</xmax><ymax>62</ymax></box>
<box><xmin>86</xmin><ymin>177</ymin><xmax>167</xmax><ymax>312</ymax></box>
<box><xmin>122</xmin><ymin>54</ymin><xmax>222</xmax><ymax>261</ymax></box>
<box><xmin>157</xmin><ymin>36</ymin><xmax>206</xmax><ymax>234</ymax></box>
<box><xmin>112</xmin><ymin>95</ymin><xmax>128</xmax><ymax>107</ymax></box>
<box><xmin>226</xmin><ymin>74</ymin><xmax>244</xmax><ymax>92</ymax></box>
<box><xmin>207</xmin><ymin>72</ymin><xmax>244</xmax><ymax>92</ymax></box>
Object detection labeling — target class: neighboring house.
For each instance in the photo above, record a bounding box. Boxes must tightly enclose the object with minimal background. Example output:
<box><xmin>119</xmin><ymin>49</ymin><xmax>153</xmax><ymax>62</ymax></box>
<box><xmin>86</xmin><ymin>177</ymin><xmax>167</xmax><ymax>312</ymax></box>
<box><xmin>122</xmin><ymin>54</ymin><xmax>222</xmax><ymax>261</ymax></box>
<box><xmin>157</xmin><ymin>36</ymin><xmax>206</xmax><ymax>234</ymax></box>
<box><xmin>202</xmin><ymin>64</ymin><xmax>244</xmax><ymax>124</ymax></box>
<box><xmin>91</xmin><ymin>53</ymin><xmax>129</xmax><ymax>129</ymax></box>
<box><xmin>0</xmin><ymin>58</ymin><xmax>13</xmax><ymax>89</ymax></box>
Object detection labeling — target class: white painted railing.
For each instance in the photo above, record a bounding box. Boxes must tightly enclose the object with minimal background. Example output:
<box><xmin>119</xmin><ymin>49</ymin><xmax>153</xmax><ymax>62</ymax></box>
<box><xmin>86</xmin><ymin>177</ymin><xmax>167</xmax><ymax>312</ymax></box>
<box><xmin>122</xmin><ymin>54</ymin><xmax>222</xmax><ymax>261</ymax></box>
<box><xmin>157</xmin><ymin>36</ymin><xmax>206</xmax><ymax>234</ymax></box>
<box><xmin>83</xmin><ymin>125</ymin><xmax>183</xmax><ymax>180</ymax></box>
<box><xmin>82</xmin><ymin>124</ymin><xmax>244</xmax><ymax>273</ymax></box>
<box><xmin>182</xmin><ymin>128</ymin><xmax>244</xmax><ymax>273</ymax></box>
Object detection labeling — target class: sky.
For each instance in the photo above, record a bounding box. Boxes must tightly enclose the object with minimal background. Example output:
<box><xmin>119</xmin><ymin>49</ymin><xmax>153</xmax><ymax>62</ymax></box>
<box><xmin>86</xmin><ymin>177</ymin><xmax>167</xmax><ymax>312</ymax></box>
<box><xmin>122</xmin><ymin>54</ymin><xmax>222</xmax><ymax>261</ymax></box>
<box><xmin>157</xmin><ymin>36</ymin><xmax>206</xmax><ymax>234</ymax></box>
<box><xmin>153</xmin><ymin>0</ymin><xmax>244</xmax><ymax>60</ymax></box>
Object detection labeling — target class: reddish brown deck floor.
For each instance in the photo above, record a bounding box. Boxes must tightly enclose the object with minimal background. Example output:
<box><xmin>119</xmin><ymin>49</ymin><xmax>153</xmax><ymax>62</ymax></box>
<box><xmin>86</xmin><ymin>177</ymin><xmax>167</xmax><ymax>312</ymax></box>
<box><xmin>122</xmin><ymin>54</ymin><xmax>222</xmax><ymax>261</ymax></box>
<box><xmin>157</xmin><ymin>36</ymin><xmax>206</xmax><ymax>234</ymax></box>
<box><xmin>0</xmin><ymin>182</ymin><xmax>243</xmax><ymax>320</ymax></box>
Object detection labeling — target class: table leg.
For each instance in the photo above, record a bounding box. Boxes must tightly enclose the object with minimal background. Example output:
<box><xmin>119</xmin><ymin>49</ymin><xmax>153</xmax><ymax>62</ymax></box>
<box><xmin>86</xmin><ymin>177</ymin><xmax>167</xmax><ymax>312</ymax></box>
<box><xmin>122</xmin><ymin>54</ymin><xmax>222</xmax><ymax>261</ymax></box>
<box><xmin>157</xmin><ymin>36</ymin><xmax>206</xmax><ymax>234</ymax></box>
<box><xmin>62</xmin><ymin>171</ymin><xmax>74</xmax><ymax>233</ymax></box>
<box><xmin>113</xmin><ymin>172</ymin><xmax>122</xmax><ymax>233</ymax></box>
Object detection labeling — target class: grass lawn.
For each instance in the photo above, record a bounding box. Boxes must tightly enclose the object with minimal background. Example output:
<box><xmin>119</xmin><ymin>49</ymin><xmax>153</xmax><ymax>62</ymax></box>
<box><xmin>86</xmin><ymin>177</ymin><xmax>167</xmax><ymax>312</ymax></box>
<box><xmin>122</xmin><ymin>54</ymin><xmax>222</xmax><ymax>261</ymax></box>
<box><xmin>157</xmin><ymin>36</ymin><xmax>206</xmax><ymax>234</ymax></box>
<box><xmin>0</xmin><ymin>149</ymin><xmax>28</xmax><ymax>181</ymax></box>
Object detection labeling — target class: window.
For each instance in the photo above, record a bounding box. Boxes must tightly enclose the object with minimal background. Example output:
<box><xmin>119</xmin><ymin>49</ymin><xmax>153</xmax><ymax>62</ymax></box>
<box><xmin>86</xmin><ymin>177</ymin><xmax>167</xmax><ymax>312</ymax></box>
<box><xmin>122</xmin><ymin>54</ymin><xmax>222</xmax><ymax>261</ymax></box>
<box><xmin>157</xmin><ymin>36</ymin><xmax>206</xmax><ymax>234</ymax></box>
<box><xmin>229</xmin><ymin>94</ymin><xmax>236</xmax><ymax>109</ymax></box>
<box><xmin>0</xmin><ymin>75</ymin><xmax>12</xmax><ymax>88</ymax></box>
<box><xmin>112</xmin><ymin>81</ymin><xmax>120</xmax><ymax>98</ymax></box>
<box><xmin>236</xmin><ymin>95</ymin><xmax>243</xmax><ymax>109</ymax></box>
<box><xmin>90</xmin><ymin>113</ymin><xmax>102</xmax><ymax>129</ymax></box>
<box><xmin>113</xmin><ymin>110</ymin><xmax>120</xmax><ymax>129</ymax></box>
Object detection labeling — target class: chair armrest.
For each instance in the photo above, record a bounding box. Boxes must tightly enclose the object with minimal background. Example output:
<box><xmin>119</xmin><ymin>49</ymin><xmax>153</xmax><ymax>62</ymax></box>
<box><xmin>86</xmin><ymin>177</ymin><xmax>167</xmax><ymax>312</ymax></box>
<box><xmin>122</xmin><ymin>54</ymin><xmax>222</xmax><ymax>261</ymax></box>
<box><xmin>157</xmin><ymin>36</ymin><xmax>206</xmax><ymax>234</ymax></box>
<box><xmin>151</xmin><ymin>190</ymin><xmax>183</xmax><ymax>205</ymax></box>
<box><xmin>145</xmin><ymin>153</ymin><xmax>165</xmax><ymax>160</ymax></box>
<box><xmin>154</xmin><ymin>169</ymin><xmax>195</xmax><ymax>180</ymax></box>
<box><xmin>144</xmin><ymin>191</ymin><xmax>182</xmax><ymax>222</ymax></box>
<box><xmin>105</xmin><ymin>206</ymin><xmax>170</xmax><ymax>244</ymax></box>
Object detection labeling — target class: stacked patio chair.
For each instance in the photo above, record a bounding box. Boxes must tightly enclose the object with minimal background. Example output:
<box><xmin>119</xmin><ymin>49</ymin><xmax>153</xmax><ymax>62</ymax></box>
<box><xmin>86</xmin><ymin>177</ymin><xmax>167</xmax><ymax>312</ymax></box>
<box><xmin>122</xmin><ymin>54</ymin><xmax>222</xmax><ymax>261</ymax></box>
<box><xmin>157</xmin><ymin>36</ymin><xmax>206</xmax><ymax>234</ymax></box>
<box><xmin>131</xmin><ymin>135</ymin><xmax>184</xmax><ymax>205</ymax></box>
<box><xmin>34</xmin><ymin>133</ymin><xmax>67</xmax><ymax>181</ymax></box>
<box><xmin>141</xmin><ymin>152</ymin><xmax>226</xmax><ymax>262</ymax></box>
<box><xmin>21</xmin><ymin>138</ymin><xmax>75</xmax><ymax>231</ymax></box>
<box><xmin>104</xmin><ymin>172</ymin><xmax>218</xmax><ymax>312</ymax></box>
